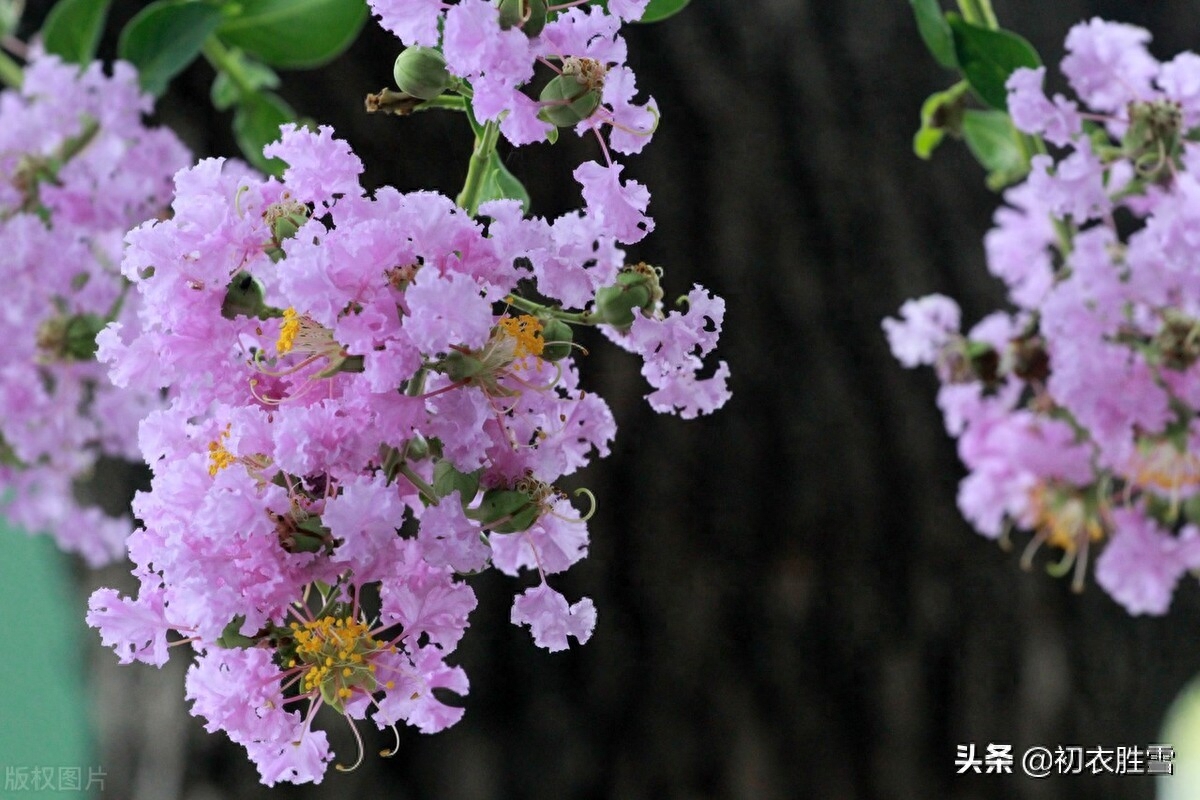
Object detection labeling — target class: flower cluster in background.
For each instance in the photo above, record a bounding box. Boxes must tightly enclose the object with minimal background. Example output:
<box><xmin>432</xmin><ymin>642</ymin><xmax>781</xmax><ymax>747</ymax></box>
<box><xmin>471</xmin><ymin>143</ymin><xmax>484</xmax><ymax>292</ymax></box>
<box><xmin>83</xmin><ymin>0</ymin><xmax>728</xmax><ymax>784</ymax></box>
<box><xmin>887</xmin><ymin>19</ymin><xmax>1200</xmax><ymax>617</ymax></box>
<box><xmin>0</xmin><ymin>55</ymin><xmax>189</xmax><ymax>565</ymax></box>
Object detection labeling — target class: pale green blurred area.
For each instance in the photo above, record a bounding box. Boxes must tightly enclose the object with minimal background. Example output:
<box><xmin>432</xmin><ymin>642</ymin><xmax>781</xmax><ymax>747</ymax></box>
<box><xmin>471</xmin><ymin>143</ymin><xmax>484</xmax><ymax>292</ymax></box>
<box><xmin>1159</xmin><ymin>674</ymin><xmax>1200</xmax><ymax>800</ymax></box>
<box><xmin>0</xmin><ymin>523</ymin><xmax>97</xmax><ymax>798</ymax></box>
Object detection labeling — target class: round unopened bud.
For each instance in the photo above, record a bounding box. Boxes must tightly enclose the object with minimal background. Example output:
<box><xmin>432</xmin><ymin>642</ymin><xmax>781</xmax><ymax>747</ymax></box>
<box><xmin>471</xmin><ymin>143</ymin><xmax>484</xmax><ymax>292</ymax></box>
<box><xmin>593</xmin><ymin>264</ymin><xmax>662</xmax><ymax>330</ymax></box>
<box><xmin>538</xmin><ymin>74</ymin><xmax>602</xmax><ymax>127</ymax></box>
<box><xmin>539</xmin><ymin>317</ymin><xmax>573</xmax><ymax>361</ymax></box>
<box><xmin>393</xmin><ymin>47</ymin><xmax>452</xmax><ymax>101</ymax></box>
<box><xmin>498</xmin><ymin>0</ymin><xmax>547</xmax><ymax>37</ymax></box>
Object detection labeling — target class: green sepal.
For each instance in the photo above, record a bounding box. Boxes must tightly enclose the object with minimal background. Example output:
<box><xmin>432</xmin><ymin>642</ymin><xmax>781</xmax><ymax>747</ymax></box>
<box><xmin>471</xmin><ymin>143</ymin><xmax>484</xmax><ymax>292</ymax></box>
<box><xmin>217</xmin><ymin>616</ymin><xmax>256</xmax><ymax>649</ymax></box>
<box><xmin>961</xmin><ymin>108</ymin><xmax>1029</xmax><ymax>189</ymax></box>
<box><xmin>440</xmin><ymin>349</ymin><xmax>487</xmax><ymax>381</ymax></box>
<box><xmin>477</xmin><ymin>152</ymin><xmax>531</xmax><ymax>212</ymax></box>
<box><xmin>947</xmin><ymin>15</ymin><xmax>1041</xmax><ymax>111</ymax></box>
<box><xmin>314</xmin><ymin>353</ymin><xmax>365</xmax><ymax>378</ymax></box>
<box><xmin>908</xmin><ymin>0</ymin><xmax>956</xmax><ymax>69</ymax></box>
<box><xmin>433</xmin><ymin>460</ymin><xmax>482</xmax><ymax>502</ymax></box>
<box><xmin>118</xmin><ymin>0</ymin><xmax>224</xmax><ymax>97</ymax></box>
<box><xmin>42</xmin><ymin>0</ymin><xmax>112</xmax><ymax>65</ymax></box>
<box><xmin>216</xmin><ymin>0</ymin><xmax>369</xmax><ymax>70</ymax></box>
<box><xmin>289</xmin><ymin>515</ymin><xmax>330</xmax><ymax>553</ymax></box>
<box><xmin>469</xmin><ymin>488</ymin><xmax>540</xmax><ymax>533</ymax></box>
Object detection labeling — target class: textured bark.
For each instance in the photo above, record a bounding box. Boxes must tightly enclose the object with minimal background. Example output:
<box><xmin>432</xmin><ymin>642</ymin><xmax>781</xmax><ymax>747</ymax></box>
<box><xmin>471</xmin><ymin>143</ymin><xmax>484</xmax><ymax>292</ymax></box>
<box><xmin>65</xmin><ymin>1</ymin><xmax>1200</xmax><ymax>798</ymax></box>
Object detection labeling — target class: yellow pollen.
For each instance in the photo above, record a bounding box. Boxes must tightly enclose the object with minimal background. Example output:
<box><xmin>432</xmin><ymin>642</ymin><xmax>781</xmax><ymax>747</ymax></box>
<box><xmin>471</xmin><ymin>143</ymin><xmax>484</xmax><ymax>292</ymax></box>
<box><xmin>498</xmin><ymin>315</ymin><xmax>545</xmax><ymax>360</ymax></box>
<box><xmin>206</xmin><ymin>424</ymin><xmax>234</xmax><ymax>477</ymax></box>
<box><xmin>288</xmin><ymin>614</ymin><xmax>390</xmax><ymax>710</ymax></box>
<box><xmin>277</xmin><ymin>307</ymin><xmax>300</xmax><ymax>354</ymax></box>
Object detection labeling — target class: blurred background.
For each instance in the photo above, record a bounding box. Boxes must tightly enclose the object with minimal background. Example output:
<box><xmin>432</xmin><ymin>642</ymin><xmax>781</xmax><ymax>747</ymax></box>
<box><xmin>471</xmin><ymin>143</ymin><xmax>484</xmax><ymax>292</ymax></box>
<box><xmin>12</xmin><ymin>0</ymin><xmax>1200</xmax><ymax>798</ymax></box>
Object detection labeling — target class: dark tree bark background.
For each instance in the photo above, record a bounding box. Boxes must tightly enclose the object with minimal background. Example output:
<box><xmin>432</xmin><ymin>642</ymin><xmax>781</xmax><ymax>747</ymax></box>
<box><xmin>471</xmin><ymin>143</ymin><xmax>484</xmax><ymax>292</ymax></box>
<box><xmin>42</xmin><ymin>1</ymin><xmax>1200</xmax><ymax>798</ymax></box>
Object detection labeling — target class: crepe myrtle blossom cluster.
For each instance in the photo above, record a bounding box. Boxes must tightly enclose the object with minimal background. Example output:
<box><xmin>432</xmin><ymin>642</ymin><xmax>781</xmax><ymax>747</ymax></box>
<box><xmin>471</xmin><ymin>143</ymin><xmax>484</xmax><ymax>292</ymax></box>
<box><xmin>371</xmin><ymin>0</ymin><xmax>657</xmax><ymax>154</ymax></box>
<box><xmin>0</xmin><ymin>55</ymin><xmax>189</xmax><ymax>565</ymax></box>
<box><xmin>87</xmin><ymin>122</ymin><xmax>727</xmax><ymax>783</ymax></box>
<box><xmin>885</xmin><ymin>19</ymin><xmax>1200</xmax><ymax>617</ymax></box>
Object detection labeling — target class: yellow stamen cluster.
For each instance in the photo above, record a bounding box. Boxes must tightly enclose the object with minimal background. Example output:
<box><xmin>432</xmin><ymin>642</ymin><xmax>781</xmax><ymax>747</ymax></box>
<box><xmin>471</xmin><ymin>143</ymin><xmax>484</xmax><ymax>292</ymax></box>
<box><xmin>1029</xmin><ymin>485</ymin><xmax>1104</xmax><ymax>552</ymax></box>
<box><xmin>498</xmin><ymin>314</ymin><xmax>545</xmax><ymax>360</ymax></box>
<box><xmin>1131</xmin><ymin>439</ymin><xmax>1200</xmax><ymax>496</ymax></box>
<box><xmin>288</xmin><ymin>615</ymin><xmax>396</xmax><ymax>712</ymax></box>
<box><xmin>276</xmin><ymin>307</ymin><xmax>301</xmax><ymax>354</ymax></box>
<box><xmin>207</xmin><ymin>425</ymin><xmax>234</xmax><ymax>477</ymax></box>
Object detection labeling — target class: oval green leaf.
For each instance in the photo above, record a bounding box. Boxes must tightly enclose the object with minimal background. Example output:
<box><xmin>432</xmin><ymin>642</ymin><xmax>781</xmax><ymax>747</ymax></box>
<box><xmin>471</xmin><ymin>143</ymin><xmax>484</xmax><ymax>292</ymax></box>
<box><xmin>232</xmin><ymin>90</ymin><xmax>295</xmax><ymax>176</ymax></box>
<box><xmin>218</xmin><ymin>0</ymin><xmax>368</xmax><ymax>70</ymax></box>
<box><xmin>638</xmin><ymin>0</ymin><xmax>689</xmax><ymax>23</ymax></box>
<box><xmin>962</xmin><ymin>108</ymin><xmax>1029</xmax><ymax>189</ymax></box>
<box><xmin>909</xmin><ymin>0</ymin><xmax>955</xmax><ymax>70</ymax></box>
<box><xmin>948</xmin><ymin>15</ymin><xmax>1041</xmax><ymax>110</ymax></box>
<box><xmin>42</xmin><ymin>0</ymin><xmax>112</xmax><ymax>65</ymax></box>
<box><xmin>119</xmin><ymin>0</ymin><xmax>223</xmax><ymax>96</ymax></box>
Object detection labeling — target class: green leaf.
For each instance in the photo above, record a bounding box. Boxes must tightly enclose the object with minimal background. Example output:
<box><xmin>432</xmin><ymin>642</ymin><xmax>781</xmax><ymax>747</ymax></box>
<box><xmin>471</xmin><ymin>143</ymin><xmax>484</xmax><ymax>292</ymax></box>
<box><xmin>913</xmin><ymin>82</ymin><xmax>968</xmax><ymax>159</ymax></box>
<box><xmin>210</xmin><ymin>54</ymin><xmax>280</xmax><ymax>111</ymax></box>
<box><xmin>638</xmin><ymin>0</ymin><xmax>690</xmax><ymax>23</ymax></box>
<box><xmin>232</xmin><ymin>90</ymin><xmax>294</xmax><ymax>176</ymax></box>
<box><xmin>119</xmin><ymin>0</ymin><xmax>223</xmax><ymax>96</ymax></box>
<box><xmin>42</xmin><ymin>0</ymin><xmax>112</xmax><ymax>64</ymax></box>
<box><xmin>948</xmin><ymin>15</ymin><xmax>1041</xmax><ymax>110</ymax></box>
<box><xmin>217</xmin><ymin>0</ymin><xmax>368</xmax><ymax>69</ymax></box>
<box><xmin>909</xmin><ymin>0</ymin><xmax>956</xmax><ymax>69</ymax></box>
<box><xmin>961</xmin><ymin>108</ymin><xmax>1029</xmax><ymax>190</ymax></box>
<box><xmin>478</xmin><ymin>152</ymin><xmax>531</xmax><ymax>212</ymax></box>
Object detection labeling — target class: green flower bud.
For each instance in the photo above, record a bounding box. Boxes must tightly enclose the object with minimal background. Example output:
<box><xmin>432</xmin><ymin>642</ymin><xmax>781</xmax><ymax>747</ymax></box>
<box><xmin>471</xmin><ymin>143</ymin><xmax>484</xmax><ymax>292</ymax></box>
<box><xmin>393</xmin><ymin>47</ymin><xmax>452</xmax><ymax>101</ymax></box>
<box><xmin>538</xmin><ymin>74</ymin><xmax>602</xmax><ymax>127</ymax></box>
<box><xmin>498</xmin><ymin>0</ymin><xmax>547</xmax><ymax>37</ymax></box>
<box><xmin>539</xmin><ymin>317</ymin><xmax>573</xmax><ymax>361</ymax></box>
<box><xmin>593</xmin><ymin>263</ymin><xmax>662</xmax><ymax>330</ymax></box>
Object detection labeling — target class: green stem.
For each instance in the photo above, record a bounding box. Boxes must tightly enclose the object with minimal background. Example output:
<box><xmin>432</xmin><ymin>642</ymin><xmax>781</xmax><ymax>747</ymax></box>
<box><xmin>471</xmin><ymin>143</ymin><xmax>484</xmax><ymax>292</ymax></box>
<box><xmin>957</xmin><ymin>0</ymin><xmax>998</xmax><ymax>29</ymax></box>
<box><xmin>0</xmin><ymin>50</ymin><xmax>21</xmax><ymax>89</ymax></box>
<box><xmin>505</xmin><ymin>293</ymin><xmax>595</xmax><ymax>325</ymax></box>
<box><xmin>417</xmin><ymin>94</ymin><xmax>468</xmax><ymax>113</ymax></box>
<box><xmin>456</xmin><ymin>109</ymin><xmax>500</xmax><ymax>215</ymax></box>
<box><xmin>398</xmin><ymin>462</ymin><xmax>439</xmax><ymax>506</ymax></box>
<box><xmin>202</xmin><ymin>38</ymin><xmax>255</xmax><ymax>96</ymax></box>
